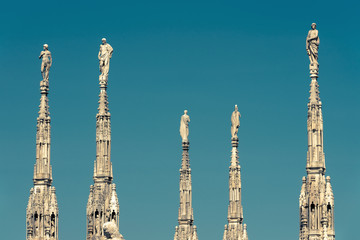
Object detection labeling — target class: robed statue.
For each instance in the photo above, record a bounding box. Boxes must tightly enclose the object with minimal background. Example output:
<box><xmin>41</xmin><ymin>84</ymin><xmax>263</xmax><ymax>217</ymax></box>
<box><xmin>231</xmin><ymin>105</ymin><xmax>241</xmax><ymax>139</ymax></box>
<box><xmin>98</xmin><ymin>38</ymin><xmax>113</xmax><ymax>80</ymax></box>
<box><xmin>180</xmin><ymin>110</ymin><xmax>190</xmax><ymax>143</ymax></box>
<box><xmin>306</xmin><ymin>23</ymin><xmax>320</xmax><ymax>65</ymax></box>
<box><xmin>39</xmin><ymin>44</ymin><xmax>52</xmax><ymax>80</ymax></box>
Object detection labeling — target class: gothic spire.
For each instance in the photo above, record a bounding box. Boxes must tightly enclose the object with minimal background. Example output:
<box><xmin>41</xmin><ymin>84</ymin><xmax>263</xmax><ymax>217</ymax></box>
<box><xmin>93</xmin><ymin>66</ymin><xmax>113</xmax><ymax>183</ymax></box>
<box><xmin>33</xmin><ymin>74</ymin><xmax>52</xmax><ymax>185</ymax></box>
<box><xmin>223</xmin><ymin>105</ymin><xmax>247</xmax><ymax>240</ymax></box>
<box><xmin>27</xmin><ymin>44</ymin><xmax>58</xmax><ymax>240</ymax></box>
<box><xmin>87</xmin><ymin>38</ymin><xmax>123</xmax><ymax>240</ymax></box>
<box><xmin>174</xmin><ymin>110</ymin><xmax>198</xmax><ymax>240</ymax></box>
<box><xmin>306</xmin><ymin>35</ymin><xmax>325</xmax><ymax>173</ymax></box>
<box><xmin>300</xmin><ymin>23</ymin><xmax>335</xmax><ymax>240</ymax></box>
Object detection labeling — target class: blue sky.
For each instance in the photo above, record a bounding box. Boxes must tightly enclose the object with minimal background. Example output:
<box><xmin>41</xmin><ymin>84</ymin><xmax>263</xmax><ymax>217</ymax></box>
<box><xmin>0</xmin><ymin>1</ymin><xmax>359</xmax><ymax>239</ymax></box>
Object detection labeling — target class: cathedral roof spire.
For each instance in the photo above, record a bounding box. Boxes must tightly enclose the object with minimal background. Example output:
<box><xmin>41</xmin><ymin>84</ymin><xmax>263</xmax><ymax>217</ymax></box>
<box><xmin>174</xmin><ymin>110</ymin><xmax>198</xmax><ymax>240</ymax></box>
<box><xmin>33</xmin><ymin>77</ymin><xmax>53</xmax><ymax>185</ymax></box>
<box><xmin>223</xmin><ymin>105</ymin><xmax>247</xmax><ymax>240</ymax></box>
<box><xmin>305</xmin><ymin>23</ymin><xmax>325</xmax><ymax>173</ymax></box>
<box><xmin>93</xmin><ymin>38</ymin><xmax>113</xmax><ymax>183</ymax></box>
<box><xmin>27</xmin><ymin>44</ymin><xmax>58</xmax><ymax>240</ymax></box>
<box><xmin>33</xmin><ymin>44</ymin><xmax>53</xmax><ymax>185</ymax></box>
<box><xmin>300</xmin><ymin>24</ymin><xmax>335</xmax><ymax>240</ymax></box>
<box><xmin>87</xmin><ymin>39</ymin><xmax>123</xmax><ymax>240</ymax></box>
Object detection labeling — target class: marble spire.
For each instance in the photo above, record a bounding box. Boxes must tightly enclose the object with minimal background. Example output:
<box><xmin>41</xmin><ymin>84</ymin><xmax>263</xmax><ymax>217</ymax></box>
<box><xmin>87</xmin><ymin>39</ymin><xmax>123</xmax><ymax>240</ymax></box>
<box><xmin>26</xmin><ymin>44</ymin><xmax>59</xmax><ymax>240</ymax></box>
<box><xmin>174</xmin><ymin>110</ymin><xmax>199</xmax><ymax>240</ymax></box>
<box><xmin>223</xmin><ymin>105</ymin><xmax>248</xmax><ymax>240</ymax></box>
<box><xmin>299</xmin><ymin>23</ymin><xmax>335</xmax><ymax>240</ymax></box>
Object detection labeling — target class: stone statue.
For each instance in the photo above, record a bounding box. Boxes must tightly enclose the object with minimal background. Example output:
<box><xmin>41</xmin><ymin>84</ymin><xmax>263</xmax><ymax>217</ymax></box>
<box><xmin>51</xmin><ymin>216</ymin><xmax>55</xmax><ymax>237</ymax></box>
<box><xmin>39</xmin><ymin>44</ymin><xmax>52</xmax><ymax>80</ymax></box>
<box><xmin>179</xmin><ymin>110</ymin><xmax>190</xmax><ymax>143</ymax></box>
<box><xmin>98</xmin><ymin>38</ymin><xmax>113</xmax><ymax>80</ymax></box>
<box><xmin>306</xmin><ymin>23</ymin><xmax>320</xmax><ymax>65</ymax></box>
<box><xmin>95</xmin><ymin>217</ymin><xmax>101</xmax><ymax>235</ymax></box>
<box><xmin>103</xmin><ymin>221</ymin><xmax>124</xmax><ymax>240</ymax></box>
<box><xmin>231</xmin><ymin>105</ymin><xmax>241</xmax><ymax>139</ymax></box>
<box><xmin>311</xmin><ymin>207</ymin><xmax>315</xmax><ymax>229</ymax></box>
<box><xmin>328</xmin><ymin>207</ymin><xmax>332</xmax><ymax>228</ymax></box>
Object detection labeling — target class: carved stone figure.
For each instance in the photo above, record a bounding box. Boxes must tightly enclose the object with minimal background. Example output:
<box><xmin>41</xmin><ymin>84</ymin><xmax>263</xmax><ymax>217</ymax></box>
<box><xmin>103</xmin><ymin>221</ymin><xmax>124</xmax><ymax>240</ymax></box>
<box><xmin>328</xmin><ymin>207</ymin><xmax>332</xmax><ymax>228</ymax></box>
<box><xmin>231</xmin><ymin>105</ymin><xmax>241</xmax><ymax>139</ymax></box>
<box><xmin>98</xmin><ymin>38</ymin><xmax>113</xmax><ymax>80</ymax></box>
<box><xmin>179</xmin><ymin>110</ymin><xmax>190</xmax><ymax>143</ymax></box>
<box><xmin>311</xmin><ymin>207</ymin><xmax>315</xmax><ymax>229</ymax></box>
<box><xmin>51</xmin><ymin>216</ymin><xmax>55</xmax><ymax>237</ymax></box>
<box><xmin>95</xmin><ymin>216</ymin><xmax>101</xmax><ymax>235</ymax></box>
<box><xmin>39</xmin><ymin>44</ymin><xmax>52</xmax><ymax>80</ymax></box>
<box><xmin>306</xmin><ymin>23</ymin><xmax>320</xmax><ymax>65</ymax></box>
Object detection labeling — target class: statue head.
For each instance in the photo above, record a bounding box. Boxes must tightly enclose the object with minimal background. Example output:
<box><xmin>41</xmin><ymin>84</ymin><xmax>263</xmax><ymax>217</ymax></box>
<box><xmin>184</xmin><ymin>110</ymin><xmax>188</xmax><ymax>115</ymax></box>
<box><xmin>311</xmin><ymin>23</ymin><xmax>316</xmax><ymax>29</ymax></box>
<box><xmin>234</xmin><ymin>104</ymin><xmax>238</xmax><ymax>111</ymax></box>
<box><xmin>43</xmin><ymin>44</ymin><xmax>48</xmax><ymax>50</ymax></box>
<box><xmin>102</xmin><ymin>38</ymin><xmax>107</xmax><ymax>44</ymax></box>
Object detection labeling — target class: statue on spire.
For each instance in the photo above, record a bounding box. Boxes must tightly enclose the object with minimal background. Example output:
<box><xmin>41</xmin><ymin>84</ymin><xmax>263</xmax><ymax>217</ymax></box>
<box><xmin>306</xmin><ymin>23</ymin><xmax>320</xmax><ymax>66</ymax></box>
<box><xmin>180</xmin><ymin>110</ymin><xmax>190</xmax><ymax>143</ymax></box>
<box><xmin>39</xmin><ymin>44</ymin><xmax>52</xmax><ymax>80</ymax></box>
<box><xmin>231</xmin><ymin>105</ymin><xmax>241</xmax><ymax>139</ymax></box>
<box><xmin>98</xmin><ymin>38</ymin><xmax>113</xmax><ymax>81</ymax></box>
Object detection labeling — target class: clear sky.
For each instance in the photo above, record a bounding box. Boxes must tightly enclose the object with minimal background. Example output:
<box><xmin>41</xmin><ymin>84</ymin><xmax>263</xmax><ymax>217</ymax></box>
<box><xmin>0</xmin><ymin>1</ymin><xmax>359</xmax><ymax>239</ymax></box>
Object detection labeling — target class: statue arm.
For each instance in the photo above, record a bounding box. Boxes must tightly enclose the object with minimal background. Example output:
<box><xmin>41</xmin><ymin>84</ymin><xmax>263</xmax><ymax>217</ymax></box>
<box><xmin>306</xmin><ymin>38</ymin><xmax>309</xmax><ymax>50</ymax></box>
<box><xmin>98</xmin><ymin>47</ymin><xmax>101</xmax><ymax>60</ymax></box>
<box><xmin>49</xmin><ymin>52</ymin><xmax>52</xmax><ymax>67</ymax></box>
<box><xmin>108</xmin><ymin>45</ymin><xmax>114</xmax><ymax>58</ymax></box>
<box><xmin>39</xmin><ymin>51</ymin><xmax>44</xmax><ymax>59</ymax></box>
